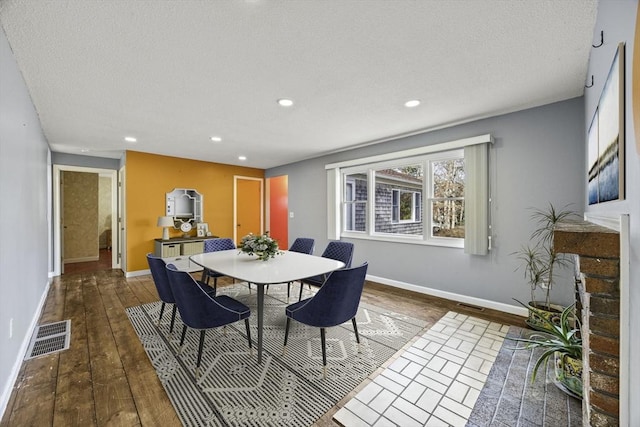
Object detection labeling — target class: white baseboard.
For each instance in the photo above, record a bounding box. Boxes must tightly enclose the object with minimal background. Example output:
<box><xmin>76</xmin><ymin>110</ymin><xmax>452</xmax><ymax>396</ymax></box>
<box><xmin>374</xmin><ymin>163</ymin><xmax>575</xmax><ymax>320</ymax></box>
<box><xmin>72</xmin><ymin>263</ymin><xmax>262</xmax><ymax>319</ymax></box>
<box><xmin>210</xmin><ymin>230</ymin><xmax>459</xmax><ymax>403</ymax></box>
<box><xmin>65</xmin><ymin>256</ymin><xmax>99</xmax><ymax>264</ymax></box>
<box><xmin>1</xmin><ymin>278</ymin><xmax>51</xmax><ymax>419</ymax></box>
<box><xmin>125</xmin><ymin>269</ymin><xmax>151</xmax><ymax>278</ymax></box>
<box><xmin>366</xmin><ymin>274</ymin><xmax>528</xmax><ymax>317</ymax></box>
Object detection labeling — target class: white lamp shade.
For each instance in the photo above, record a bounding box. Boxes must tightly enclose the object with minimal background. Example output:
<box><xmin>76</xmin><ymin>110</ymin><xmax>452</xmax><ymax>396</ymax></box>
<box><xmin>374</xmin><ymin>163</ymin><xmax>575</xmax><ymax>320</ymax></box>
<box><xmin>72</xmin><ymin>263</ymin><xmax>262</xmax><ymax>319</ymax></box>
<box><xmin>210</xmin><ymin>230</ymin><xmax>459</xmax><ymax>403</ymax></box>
<box><xmin>158</xmin><ymin>216</ymin><xmax>174</xmax><ymax>240</ymax></box>
<box><xmin>157</xmin><ymin>216</ymin><xmax>174</xmax><ymax>227</ymax></box>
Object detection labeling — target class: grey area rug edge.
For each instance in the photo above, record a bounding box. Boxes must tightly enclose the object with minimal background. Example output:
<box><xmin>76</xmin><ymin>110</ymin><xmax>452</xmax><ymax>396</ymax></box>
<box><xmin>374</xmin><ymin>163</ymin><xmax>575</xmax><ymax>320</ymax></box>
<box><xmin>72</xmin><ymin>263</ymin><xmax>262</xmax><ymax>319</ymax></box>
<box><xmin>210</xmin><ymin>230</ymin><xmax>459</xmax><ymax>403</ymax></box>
<box><xmin>126</xmin><ymin>305</ymin><xmax>231</xmax><ymax>427</ymax></box>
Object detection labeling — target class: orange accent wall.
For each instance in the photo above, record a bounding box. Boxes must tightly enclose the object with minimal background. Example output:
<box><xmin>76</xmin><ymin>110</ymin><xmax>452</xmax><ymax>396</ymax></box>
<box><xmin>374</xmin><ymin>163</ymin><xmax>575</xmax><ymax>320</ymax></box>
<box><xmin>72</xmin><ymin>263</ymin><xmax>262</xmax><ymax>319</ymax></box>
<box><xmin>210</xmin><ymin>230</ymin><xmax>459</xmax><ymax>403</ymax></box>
<box><xmin>125</xmin><ymin>150</ymin><xmax>264</xmax><ymax>272</ymax></box>
<box><xmin>268</xmin><ymin>175</ymin><xmax>288</xmax><ymax>249</ymax></box>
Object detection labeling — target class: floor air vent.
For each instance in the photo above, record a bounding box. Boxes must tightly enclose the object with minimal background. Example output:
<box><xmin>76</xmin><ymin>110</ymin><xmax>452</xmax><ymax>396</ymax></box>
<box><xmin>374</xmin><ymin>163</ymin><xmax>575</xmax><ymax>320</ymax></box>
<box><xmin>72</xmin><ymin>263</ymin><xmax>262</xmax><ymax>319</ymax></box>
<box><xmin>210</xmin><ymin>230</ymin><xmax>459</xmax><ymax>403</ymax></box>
<box><xmin>456</xmin><ymin>302</ymin><xmax>485</xmax><ymax>312</ymax></box>
<box><xmin>25</xmin><ymin>320</ymin><xmax>71</xmax><ymax>360</ymax></box>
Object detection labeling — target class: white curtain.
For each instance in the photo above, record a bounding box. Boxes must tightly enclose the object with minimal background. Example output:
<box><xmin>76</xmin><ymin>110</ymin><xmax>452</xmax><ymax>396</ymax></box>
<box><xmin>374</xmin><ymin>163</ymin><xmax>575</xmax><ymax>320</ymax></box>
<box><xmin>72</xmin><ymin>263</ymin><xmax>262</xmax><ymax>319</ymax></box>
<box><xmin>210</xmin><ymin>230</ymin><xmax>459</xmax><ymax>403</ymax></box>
<box><xmin>326</xmin><ymin>168</ymin><xmax>340</xmax><ymax>240</ymax></box>
<box><xmin>464</xmin><ymin>142</ymin><xmax>490</xmax><ymax>255</ymax></box>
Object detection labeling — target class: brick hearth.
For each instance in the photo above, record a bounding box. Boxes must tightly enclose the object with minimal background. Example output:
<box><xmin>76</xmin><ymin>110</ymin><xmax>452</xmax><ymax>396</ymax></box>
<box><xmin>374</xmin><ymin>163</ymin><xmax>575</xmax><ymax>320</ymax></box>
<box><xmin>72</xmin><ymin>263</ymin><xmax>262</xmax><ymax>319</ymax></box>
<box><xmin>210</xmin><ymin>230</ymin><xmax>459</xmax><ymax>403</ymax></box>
<box><xmin>554</xmin><ymin>220</ymin><xmax>620</xmax><ymax>427</ymax></box>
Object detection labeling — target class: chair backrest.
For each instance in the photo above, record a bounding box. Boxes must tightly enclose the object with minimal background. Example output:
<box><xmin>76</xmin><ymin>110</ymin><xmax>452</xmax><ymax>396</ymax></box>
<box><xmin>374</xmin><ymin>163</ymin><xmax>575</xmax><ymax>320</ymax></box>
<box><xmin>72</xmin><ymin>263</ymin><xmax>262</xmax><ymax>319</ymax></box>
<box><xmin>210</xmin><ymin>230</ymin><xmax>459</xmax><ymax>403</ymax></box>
<box><xmin>321</xmin><ymin>241</ymin><xmax>354</xmax><ymax>268</ymax></box>
<box><xmin>289</xmin><ymin>237</ymin><xmax>315</xmax><ymax>255</ymax></box>
<box><xmin>293</xmin><ymin>263</ymin><xmax>368</xmax><ymax>327</ymax></box>
<box><xmin>165</xmin><ymin>264</ymin><xmax>246</xmax><ymax>328</ymax></box>
<box><xmin>147</xmin><ymin>253</ymin><xmax>174</xmax><ymax>304</ymax></box>
<box><xmin>204</xmin><ymin>237</ymin><xmax>236</xmax><ymax>253</ymax></box>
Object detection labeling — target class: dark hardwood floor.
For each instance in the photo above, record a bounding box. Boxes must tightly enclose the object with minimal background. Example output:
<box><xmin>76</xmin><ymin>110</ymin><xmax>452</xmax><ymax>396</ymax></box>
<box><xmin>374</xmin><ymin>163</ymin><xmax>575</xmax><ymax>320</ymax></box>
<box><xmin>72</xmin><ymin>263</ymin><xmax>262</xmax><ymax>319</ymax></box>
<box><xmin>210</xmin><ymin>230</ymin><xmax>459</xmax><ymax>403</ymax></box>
<box><xmin>62</xmin><ymin>249</ymin><xmax>112</xmax><ymax>275</ymax></box>
<box><xmin>1</xmin><ymin>267</ymin><xmax>524</xmax><ymax>427</ymax></box>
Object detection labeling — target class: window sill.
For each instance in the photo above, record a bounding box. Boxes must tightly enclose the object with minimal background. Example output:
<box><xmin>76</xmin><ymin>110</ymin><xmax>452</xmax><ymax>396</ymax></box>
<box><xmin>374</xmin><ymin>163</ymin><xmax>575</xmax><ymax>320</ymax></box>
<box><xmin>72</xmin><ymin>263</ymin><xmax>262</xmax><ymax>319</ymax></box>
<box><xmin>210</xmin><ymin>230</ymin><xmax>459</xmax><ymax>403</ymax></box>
<box><xmin>341</xmin><ymin>232</ymin><xmax>464</xmax><ymax>248</ymax></box>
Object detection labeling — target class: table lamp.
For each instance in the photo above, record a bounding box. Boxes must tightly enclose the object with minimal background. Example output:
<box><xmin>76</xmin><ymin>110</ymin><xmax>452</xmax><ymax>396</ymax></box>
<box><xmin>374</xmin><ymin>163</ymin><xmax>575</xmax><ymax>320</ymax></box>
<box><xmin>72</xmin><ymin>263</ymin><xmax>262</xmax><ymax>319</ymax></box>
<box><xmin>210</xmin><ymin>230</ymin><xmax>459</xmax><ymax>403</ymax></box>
<box><xmin>157</xmin><ymin>216</ymin><xmax>174</xmax><ymax>240</ymax></box>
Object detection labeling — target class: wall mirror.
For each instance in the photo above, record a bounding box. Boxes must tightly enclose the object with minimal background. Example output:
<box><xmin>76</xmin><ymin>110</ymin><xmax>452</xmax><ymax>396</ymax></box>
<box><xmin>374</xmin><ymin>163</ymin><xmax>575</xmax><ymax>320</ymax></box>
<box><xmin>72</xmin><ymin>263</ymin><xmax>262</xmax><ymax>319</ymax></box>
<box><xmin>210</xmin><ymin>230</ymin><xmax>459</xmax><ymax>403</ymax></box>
<box><xmin>166</xmin><ymin>188</ymin><xmax>203</xmax><ymax>228</ymax></box>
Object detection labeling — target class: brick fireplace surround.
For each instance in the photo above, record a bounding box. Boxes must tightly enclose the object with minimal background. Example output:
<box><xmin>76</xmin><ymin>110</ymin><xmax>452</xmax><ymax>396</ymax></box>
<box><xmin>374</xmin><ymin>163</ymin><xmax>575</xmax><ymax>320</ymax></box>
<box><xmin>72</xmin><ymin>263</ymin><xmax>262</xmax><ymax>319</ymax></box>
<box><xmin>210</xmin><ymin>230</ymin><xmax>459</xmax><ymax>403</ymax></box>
<box><xmin>554</xmin><ymin>221</ymin><xmax>620</xmax><ymax>427</ymax></box>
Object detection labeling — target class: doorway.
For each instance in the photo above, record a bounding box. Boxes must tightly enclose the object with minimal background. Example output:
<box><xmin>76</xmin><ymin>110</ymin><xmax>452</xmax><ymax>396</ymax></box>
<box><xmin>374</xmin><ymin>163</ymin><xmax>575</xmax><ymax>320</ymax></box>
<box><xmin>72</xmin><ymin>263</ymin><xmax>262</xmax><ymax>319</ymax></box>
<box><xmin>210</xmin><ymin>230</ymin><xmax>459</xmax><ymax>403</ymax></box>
<box><xmin>53</xmin><ymin>165</ymin><xmax>119</xmax><ymax>276</ymax></box>
<box><xmin>234</xmin><ymin>176</ymin><xmax>263</xmax><ymax>244</ymax></box>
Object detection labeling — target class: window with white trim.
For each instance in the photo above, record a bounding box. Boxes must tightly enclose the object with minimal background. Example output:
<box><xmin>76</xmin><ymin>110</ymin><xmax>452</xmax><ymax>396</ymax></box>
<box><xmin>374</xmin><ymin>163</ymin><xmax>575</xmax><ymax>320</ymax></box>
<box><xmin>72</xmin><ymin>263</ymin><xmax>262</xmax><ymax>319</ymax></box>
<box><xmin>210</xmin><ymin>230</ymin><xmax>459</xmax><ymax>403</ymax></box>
<box><xmin>375</xmin><ymin>164</ymin><xmax>423</xmax><ymax>235</ymax></box>
<box><xmin>326</xmin><ymin>134</ymin><xmax>491</xmax><ymax>254</ymax></box>
<box><xmin>342</xmin><ymin>152</ymin><xmax>463</xmax><ymax>243</ymax></box>
<box><xmin>392</xmin><ymin>189</ymin><xmax>421</xmax><ymax>223</ymax></box>
<box><xmin>430</xmin><ymin>155</ymin><xmax>465</xmax><ymax>238</ymax></box>
<box><xmin>344</xmin><ymin>174</ymin><xmax>366</xmax><ymax>232</ymax></box>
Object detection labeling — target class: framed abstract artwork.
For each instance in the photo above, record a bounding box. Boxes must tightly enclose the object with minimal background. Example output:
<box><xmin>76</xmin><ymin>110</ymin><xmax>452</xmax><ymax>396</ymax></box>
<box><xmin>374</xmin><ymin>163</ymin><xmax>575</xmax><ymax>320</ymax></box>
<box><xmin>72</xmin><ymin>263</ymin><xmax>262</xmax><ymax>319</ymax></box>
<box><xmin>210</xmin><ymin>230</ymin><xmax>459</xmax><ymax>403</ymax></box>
<box><xmin>588</xmin><ymin>42</ymin><xmax>625</xmax><ymax>204</ymax></box>
<box><xmin>587</xmin><ymin>110</ymin><xmax>599</xmax><ymax>204</ymax></box>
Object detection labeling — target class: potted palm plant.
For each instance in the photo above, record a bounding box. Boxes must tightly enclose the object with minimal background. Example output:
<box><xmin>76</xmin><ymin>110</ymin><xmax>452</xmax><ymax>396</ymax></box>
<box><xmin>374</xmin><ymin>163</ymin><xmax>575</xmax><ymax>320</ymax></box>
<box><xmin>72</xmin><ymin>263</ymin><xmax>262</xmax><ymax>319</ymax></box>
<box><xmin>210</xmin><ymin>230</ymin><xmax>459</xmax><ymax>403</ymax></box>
<box><xmin>509</xmin><ymin>303</ymin><xmax>583</xmax><ymax>398</ymax></box>
<box><xmin>513</xmin><ymin>203</ymin><xmax>579</xmax><ymax>331</ymax></box>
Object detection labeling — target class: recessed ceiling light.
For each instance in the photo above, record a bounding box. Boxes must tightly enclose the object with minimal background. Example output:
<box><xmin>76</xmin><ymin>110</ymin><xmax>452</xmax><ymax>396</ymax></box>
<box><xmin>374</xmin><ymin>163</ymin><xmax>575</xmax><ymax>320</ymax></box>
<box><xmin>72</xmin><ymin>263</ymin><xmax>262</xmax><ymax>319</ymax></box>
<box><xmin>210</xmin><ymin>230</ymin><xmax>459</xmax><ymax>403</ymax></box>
<box><xmin>124</xmin><ymin>136</ymin><xmax>137</xmax><ymax>143</ymax></box>
<box><xmin>210</xmin><ymin>136</ymin><xmax>222</xmax><ymax>142</ymax></box>
<box><xmin>80</xmin><ymin>148</ymin><xmax>90</xmax><ymax>153</ymax></box>
<box><xmin>277</xmin><ymin>98</ymin><xmax>294</xmax><ymax>107</ymax></box>
<box><xmin>238</xmin><ymin>155</ymin><xmax>247</xmax><ymax>161</ymax></box>
<box><xmin>404</xmin><ymin>99</ymin><xmax>421</xmax><ymax>108</ymax></box>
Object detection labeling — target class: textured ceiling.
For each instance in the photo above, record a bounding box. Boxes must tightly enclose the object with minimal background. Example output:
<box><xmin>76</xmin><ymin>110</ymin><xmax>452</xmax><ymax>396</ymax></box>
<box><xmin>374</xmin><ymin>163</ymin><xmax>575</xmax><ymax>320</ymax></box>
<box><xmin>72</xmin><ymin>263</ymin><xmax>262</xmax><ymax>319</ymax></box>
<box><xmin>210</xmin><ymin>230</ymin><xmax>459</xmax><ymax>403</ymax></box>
<box><xmin>0</xmin><ymin>0</ymin><xmax>598</xmax><ymax>169</ymax></box>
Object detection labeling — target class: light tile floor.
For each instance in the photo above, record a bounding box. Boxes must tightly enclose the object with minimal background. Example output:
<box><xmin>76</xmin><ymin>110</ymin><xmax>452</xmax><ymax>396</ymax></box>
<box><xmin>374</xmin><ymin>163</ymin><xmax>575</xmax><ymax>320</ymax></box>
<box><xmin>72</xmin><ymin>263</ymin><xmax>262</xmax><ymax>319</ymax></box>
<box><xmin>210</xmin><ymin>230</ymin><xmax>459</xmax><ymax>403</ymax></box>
<box><xmin>333</xmin><ymin>311</ymin><xmax>509</xmax><ymax>427</ymax></box>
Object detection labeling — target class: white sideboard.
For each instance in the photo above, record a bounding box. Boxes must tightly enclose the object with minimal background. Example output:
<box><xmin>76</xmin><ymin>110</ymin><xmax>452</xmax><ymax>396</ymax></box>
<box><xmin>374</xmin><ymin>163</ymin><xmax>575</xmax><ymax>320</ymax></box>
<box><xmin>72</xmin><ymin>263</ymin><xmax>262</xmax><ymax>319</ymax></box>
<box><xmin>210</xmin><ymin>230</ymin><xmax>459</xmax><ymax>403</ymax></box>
<box><xmin>154</xmin><ymin>237</ymin><xmax>209</xmax><ymax>272</ymax></box>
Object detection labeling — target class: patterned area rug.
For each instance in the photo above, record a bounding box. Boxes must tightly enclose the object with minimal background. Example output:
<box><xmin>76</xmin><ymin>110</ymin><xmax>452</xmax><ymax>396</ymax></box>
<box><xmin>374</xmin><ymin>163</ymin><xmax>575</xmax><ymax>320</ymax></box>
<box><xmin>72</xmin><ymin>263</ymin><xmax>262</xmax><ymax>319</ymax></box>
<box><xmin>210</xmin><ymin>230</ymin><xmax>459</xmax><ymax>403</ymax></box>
<box><xmin>126</xmin><ymin>283</ymin><xmax>426</xmax><ymax>426</ymax></box>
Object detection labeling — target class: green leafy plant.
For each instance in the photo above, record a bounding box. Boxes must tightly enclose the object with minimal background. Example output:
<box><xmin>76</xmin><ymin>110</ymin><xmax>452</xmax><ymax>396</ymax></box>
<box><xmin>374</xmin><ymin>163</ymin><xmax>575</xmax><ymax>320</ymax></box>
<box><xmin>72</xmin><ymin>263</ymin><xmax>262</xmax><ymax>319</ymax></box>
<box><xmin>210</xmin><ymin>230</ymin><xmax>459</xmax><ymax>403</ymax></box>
<box><xmin>509</xmin><ymin>301</ymin><xmax>582</xmax><ymax>382</ymax></box>
<box><xmin>239</xmin><ymin>232</ymin><xmax>283</xmax><ymax>261</ymax></box>
<box><xmin>512</xmin><ymin>203</ymin><xmax>579</xmax><ymax>308</ymax></box>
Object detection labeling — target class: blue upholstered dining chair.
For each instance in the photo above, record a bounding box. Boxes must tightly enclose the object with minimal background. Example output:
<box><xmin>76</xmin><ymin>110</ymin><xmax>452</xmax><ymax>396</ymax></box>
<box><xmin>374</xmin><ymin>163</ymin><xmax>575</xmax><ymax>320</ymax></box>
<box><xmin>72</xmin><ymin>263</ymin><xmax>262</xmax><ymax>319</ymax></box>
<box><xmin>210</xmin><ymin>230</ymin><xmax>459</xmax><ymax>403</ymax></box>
<box><xmin>166</xmin><ymin>264</ymin><xmax>252</xmax><ymax>377</ymax></box>
<box><xmin>201</xmin><ymin>237</ymin><xmax>236</xmax><ymax>294</ymax></box>
<box><xmin>284</xmin><ymin>262</ymin><xmax>368</xmax><ymax>378</ymax></box>
<box><xmin>298</xmin><ymin>240</ymin><xmax>354</xmax><ymax>301</ymax></box>
<box><xmin>284</xmin><ymin>237</ymin><xmax>315</xmax><ymax>299</ymax></box>
<box><xmin>147</xmin><ymin>253</ymin><xmax>178</xmax><ymax>334</ymax></box>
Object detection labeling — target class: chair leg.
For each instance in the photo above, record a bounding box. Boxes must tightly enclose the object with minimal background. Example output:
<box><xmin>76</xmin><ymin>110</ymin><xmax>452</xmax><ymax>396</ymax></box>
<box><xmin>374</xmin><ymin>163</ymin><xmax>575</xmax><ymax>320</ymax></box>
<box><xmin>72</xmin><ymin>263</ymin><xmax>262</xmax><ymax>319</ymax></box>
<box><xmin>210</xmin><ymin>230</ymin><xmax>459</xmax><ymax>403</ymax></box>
<box><xmin>287</xmin><ymin>282</ymin><xmax>291</xmax><ymax>300</ymax></box>
<box><xmin>178</xmin><ymin>325</ymin><xmax>188</xmax><ymax>354</ymax></box>
<box><xmin>212</xmin><ymin>277</ymin><xmax>217</xmax><ymax>296</ymax></box>
<box><xmin>158</xmin><ymin>302</ymin><xmax>166</xmax><ymax>326</ymax></box>
<box><xmin>169</xmin><ymin>304</ymin><xmax>177</xmax><ymax>334</ymax></box>
<box><xmin>193</xmin><ymin>330</ymin><xmax>206</xmax><ymax>378</ymax></box>
<box><xmin>283</xmin><ymin>317</ymin><xmax>291</xmax><ymax>355</ymax></box>
<box><xmin>320</xmin><ymin>328</ymin><xmax>327</xmax><ymax>379</ymax></box>
<box><xmin>298</xmin><ymin>281</ymin><xmax>314</xmax><ymax>301</ymax></box>
<box><xmin>244</xmin><ymin>319</ymin><xmax>253</xmax><ymax>356</ymax></box>
<box><xmin>201</xmin><ymin>269</ymin><xmax>209</xmax><ymax>284</ymax></box>
<box><xmin>352</xmin><ymin>317</ymin><xmax>361</xmax><ymax>353</ymax></box>
<box><xmin>197</xmin><ymin>330</ymin><xmax>206</xmax><ymax>369</ymax></box>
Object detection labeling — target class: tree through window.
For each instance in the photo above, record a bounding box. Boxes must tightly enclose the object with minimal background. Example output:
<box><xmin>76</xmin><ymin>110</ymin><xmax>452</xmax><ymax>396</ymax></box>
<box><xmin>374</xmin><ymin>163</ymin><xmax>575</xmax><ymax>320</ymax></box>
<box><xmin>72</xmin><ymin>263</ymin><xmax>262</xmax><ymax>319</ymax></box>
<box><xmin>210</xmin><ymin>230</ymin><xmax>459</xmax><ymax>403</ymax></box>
<box><xmin>430</xmin><ymin>157</ymin><xmax>465</xmax><ymax>238</ymax></box>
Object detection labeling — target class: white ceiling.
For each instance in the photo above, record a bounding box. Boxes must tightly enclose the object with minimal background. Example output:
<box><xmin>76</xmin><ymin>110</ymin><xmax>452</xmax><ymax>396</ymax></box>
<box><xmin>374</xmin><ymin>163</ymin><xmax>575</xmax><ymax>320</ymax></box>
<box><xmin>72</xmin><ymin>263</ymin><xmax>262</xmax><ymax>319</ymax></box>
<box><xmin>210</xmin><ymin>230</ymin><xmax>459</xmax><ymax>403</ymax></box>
<box><xmin>0</xmin><ymin>0</ymin><xmax>598</xmax><ymax>169</ymax></box>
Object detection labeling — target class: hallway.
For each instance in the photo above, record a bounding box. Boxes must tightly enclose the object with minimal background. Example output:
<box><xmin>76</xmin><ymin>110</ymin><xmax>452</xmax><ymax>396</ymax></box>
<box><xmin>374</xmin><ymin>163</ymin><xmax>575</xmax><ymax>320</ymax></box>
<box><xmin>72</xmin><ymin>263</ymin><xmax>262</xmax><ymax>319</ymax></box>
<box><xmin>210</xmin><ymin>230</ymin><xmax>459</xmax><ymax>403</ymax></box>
<box><xmin>63</xmin><ymin>249</ymin><xmax>112</xmax><ymax>275</ymax></box>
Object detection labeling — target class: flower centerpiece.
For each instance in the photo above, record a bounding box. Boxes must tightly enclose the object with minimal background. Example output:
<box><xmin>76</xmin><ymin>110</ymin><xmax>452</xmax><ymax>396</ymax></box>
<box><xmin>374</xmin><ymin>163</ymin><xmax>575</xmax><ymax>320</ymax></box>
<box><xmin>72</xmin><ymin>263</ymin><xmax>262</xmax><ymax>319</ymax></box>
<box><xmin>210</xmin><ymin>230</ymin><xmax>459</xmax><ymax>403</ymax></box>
<box><xmin>239</xmin><ymin>232</ymin><xmax>283</xmax><ymax>261</ymax></box>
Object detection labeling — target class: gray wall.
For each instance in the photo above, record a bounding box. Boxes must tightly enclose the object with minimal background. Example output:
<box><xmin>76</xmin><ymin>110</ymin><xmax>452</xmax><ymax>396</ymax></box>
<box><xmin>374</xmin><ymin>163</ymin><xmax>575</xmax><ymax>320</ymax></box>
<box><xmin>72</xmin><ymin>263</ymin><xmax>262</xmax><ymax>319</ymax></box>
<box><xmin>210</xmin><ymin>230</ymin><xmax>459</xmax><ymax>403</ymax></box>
<box><xmin>52</xmin><ymin>152</ymin><xmax>120</xmax><ymax>170</ymax></box>
<box><xmin>583</xmin><ymin>0</ymin><xmax>639</xmax><ymax>423</ymax></box>
<box><xmin>267</xmin><ymin>97</ymin><xmax>585</xmax><ymax>309</ymax></box>
<box><xmin>0</xmin><ymin>27</ymin><xmax>51</xmax><ymax>411</ymax></box>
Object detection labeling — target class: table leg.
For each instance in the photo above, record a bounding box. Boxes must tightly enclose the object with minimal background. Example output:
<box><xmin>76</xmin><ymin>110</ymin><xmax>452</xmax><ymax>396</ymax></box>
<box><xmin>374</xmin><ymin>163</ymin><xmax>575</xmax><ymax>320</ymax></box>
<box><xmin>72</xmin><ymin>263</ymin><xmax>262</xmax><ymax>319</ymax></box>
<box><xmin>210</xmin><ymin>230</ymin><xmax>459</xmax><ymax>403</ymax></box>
<box><xmin>257</xmin><ymin>283</ymin><xmax>264</xmax><ymax>364</ymax></box>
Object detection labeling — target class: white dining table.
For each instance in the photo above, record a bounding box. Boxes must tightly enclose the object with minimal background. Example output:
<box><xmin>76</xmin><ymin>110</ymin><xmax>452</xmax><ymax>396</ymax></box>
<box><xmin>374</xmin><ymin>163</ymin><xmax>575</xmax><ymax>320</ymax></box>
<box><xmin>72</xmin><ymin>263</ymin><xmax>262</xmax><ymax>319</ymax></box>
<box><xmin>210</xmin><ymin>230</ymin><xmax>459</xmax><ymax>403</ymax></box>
<box><xmin>189</xmin><ymin>249</ymin><xmax>345</xmax><ymax>363</ymax></box>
